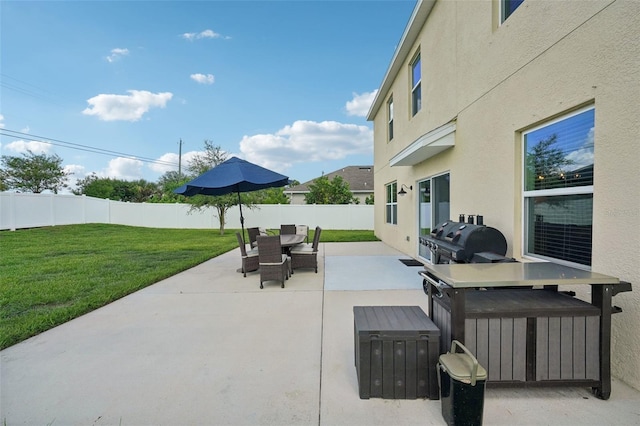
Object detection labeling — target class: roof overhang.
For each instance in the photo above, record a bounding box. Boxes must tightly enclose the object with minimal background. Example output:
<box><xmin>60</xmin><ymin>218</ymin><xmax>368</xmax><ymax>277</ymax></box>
<box><xmin>390</xmin><ymin>121</ymin><xmax>456</xmax><ymax>167</ymax></box>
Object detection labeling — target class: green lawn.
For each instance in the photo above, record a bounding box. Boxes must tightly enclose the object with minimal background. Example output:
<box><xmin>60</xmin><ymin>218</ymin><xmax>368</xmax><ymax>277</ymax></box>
<box><xmin>0</xmin><ymin>224</ymin><xmax>377</xmax><ymax>349</ymax></box>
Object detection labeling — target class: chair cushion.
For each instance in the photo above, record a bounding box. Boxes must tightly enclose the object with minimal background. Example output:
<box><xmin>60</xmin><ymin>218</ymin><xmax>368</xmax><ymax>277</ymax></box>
<box><xmin>290</xmin><ymin>246</ymin><xmax>315</xmax><ymax>254</ymax></box>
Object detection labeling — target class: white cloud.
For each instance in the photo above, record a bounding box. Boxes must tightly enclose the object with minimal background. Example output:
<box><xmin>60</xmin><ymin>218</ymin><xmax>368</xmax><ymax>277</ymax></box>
<box><xmin>61</xmin><ymin>164</ymin><xmax>86</xmax><ymax>192</ymax></box>
<box><xmin>3</xmin><ymin>139</ymin><xmax>53</xmax><ymax>154</ymax></box>
<box><xmin>565</xmin><ymin>149</ymin><xmax>594</xmax><ymax>170</ymax></box>
<box><xmin>154</xmin><ymin>120</ymin><xmax>371</xmax><ymax>178</ymax></box>
<box><xmin>181</xmin><ymin>29</ymin><xmax>229</xmax><ymax>41</ymax></box>
<box><xmin>564</xmin><ymin>127</ymin><xmax>595</xmax><ymax>170</ymax></box>
<box><xmin>64</xmin><ymin>164</ymin><xmax>86</xmax><ymax>176</ymax></box>
<box><xmin>102</xmin><ymin>157</ymin><xmax>144</xmax><ymax>180</ymax></box>
<box><xmin>106</xmin><ymin>47</ymin><xmax>129</xmax><ymax>63</ymax></box>
<box><xmin>149</xmin><ymin>151</ymin><xmax>201</xmax><ymax>175</ymax></box>
<box><xmin>149</xmin><ymin>152</ymin><xmax>178</xmax><ymax>174</ymax></box>
<box><xmin>345</xmin><ymin>90</ymin><xmax>378</xmax><ymax>117</ymax></box>
<box><xmin>190</xmin><ymin>73</ymin><xmax>215</xmax><ymax>85</ymax></box>
<box><xmin>82</xmin><ymin>90</ymin><xmax>173</xmax><ymax>122</ymax></box>
<box><xmin>239</xmin><ymin>120</ymin><xmax>373</xmax><ymax>172</ymax></box>
<box><xmin>0</xmin><ymin>114</ymin><xmax>4</xmax><ymax>128</ymax></box>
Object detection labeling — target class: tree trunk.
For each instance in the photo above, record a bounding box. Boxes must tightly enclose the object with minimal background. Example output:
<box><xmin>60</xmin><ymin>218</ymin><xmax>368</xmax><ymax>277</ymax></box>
<box><xmin>217</xmin><ymin>206</ymin><xmax>226</xmax><ymax>235</ymax></box>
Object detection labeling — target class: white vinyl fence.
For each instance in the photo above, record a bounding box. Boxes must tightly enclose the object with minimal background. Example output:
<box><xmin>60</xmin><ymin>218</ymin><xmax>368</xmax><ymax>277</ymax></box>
<box><xmin>0</xmin><ymin>192</ymin><xmax>374</xmax><ymax>231</ymax></box>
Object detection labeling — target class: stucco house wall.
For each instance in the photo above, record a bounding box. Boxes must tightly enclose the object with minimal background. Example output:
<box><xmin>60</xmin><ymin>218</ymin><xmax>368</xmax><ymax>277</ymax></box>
<box><xmin>369</xmin><ymin>0</ymin><xmax>639</xmax><ymax>390</ymax></box>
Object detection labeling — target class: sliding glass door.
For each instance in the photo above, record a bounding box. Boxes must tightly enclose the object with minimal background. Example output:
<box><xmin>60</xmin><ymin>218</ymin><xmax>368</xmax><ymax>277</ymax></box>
<box><xmin>418</xmin><ymin>173</ymin><xmax>450</xmax><ymax>261</ymax></box>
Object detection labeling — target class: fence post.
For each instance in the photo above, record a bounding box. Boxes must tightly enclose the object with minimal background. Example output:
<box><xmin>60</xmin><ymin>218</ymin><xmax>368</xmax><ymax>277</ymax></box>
<box><xmin>82</xmin><ymin>194</ymin><xmax>87</xmax><ymax>224</ymax></box>
<box><xmin>9</xmin><ymin>192</ymin><xmax>16</xmax><ymax>231</ymax></box>
<box><xmin>49</xmin><ymin>193</ymin><xmax>55</xmax><ymax>227</ymax></box>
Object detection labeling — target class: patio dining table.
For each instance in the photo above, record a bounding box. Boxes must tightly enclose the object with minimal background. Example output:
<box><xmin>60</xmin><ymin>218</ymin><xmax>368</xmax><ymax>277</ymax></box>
<box><xmin>280</xmin><ymin>234</ymin><xmax>305</xmax><ymax>255</ymax></box>
<box><xmin>235</xmin><ymin>234</ymin><xmax>305</xmax><ymax>275</ymax></box>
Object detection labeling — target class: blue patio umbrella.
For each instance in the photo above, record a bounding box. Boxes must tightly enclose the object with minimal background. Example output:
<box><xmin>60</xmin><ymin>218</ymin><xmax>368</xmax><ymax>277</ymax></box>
<box><xmin>174</xmin><ymin>156</ymin><xmax>289</xmax><ymax>244</ymax></box>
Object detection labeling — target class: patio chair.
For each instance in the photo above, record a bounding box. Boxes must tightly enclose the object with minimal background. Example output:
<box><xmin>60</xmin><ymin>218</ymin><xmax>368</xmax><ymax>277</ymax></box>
<box><xmin>247</xmin><ymin>227</ymin><xmax>261</xmax><ymax>249</ymax></box>
<box><xmin>236</xmin><ymin>232</ymin><xmax>259</xmax><ymax>277</ymax></box>
<box><xmin>256</xmin><ymin>235</ymin><xmax>290</xmax><ymax>289</ymax></box>
<box><xmin>296</xmin><ymin>225</ymin><xmax>309</xmax><ymax>243</ymax></box>
<box><xmin>290</xmin><ymin>226</ymin><xmax>321</xmax><ymax>273</ymax></box>
<box><xmin>280</xmin><ymin>224</ymin><xmax>296</xmax><ymax>235</ymax></box>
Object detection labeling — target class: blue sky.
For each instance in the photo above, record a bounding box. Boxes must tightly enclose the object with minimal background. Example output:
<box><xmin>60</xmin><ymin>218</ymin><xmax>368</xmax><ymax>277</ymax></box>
<box><xmin>0</xmin><ymin>0</ymin><xmax>416</xmax><ymax>189</ymax></box>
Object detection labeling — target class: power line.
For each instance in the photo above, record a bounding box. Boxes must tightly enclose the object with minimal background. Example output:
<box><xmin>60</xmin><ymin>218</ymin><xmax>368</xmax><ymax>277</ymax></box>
<box><xmin>0</xmin><ymin>128</ymin><xmax>179</xmax><ymax>168</ymax></box>
<box><xmin>0</xmin><ymin>73</ymin><xmax>66</xmax><ymax>107</ymax></box>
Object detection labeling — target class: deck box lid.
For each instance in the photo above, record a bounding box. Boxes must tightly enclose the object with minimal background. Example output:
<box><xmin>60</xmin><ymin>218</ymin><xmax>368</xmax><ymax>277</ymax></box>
<box><xmin>354</xmin><ymin>306</ymin><xmax>440</xmax><ymax>337</ymax></box>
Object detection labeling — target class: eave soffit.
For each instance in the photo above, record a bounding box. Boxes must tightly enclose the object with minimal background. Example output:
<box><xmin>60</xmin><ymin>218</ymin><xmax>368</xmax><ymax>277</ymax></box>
<box><xmin>390</xmin><ymin>120</ymin><xmax>456</xmax><ymax>167</ymax></box>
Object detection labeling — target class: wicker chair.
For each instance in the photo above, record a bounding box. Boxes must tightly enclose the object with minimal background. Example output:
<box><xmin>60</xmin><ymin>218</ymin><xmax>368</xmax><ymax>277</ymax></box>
<box><xmin>236</xmin><ymin>232</ymin><xmax>259</xmax><ymax>277</ymax></box>
<box><xmin>256</xmin><ymin>235</ymin><xmax>290</xmax><ymax>289</ymax></box>
<box><xmin>296</xmin><ymin>225</ymin><xmax>309</xmax><ymax>243</ymax></box>
<box><xmin>290</xmin><ymin>226</ymin><xmax>321</xmax><ymax>273</ymax></box>
<box><xmin>280</xmin><ymin>224</ymin><xmax>296</xmax><ymax>235</ymax></box>
<box><xmin>247</xmin><ymin>227</ymin><xmax>261</xmax><ymax>249</ymax></box>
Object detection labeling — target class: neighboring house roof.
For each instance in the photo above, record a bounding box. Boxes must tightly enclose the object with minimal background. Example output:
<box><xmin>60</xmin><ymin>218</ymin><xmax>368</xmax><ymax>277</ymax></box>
<box><xmin>285</xmin><ymin>166</ymin><xmax>374</xmax><ymax>193</ymax></box>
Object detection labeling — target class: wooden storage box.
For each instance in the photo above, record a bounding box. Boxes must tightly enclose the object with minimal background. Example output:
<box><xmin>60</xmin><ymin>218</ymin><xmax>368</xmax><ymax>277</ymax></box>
<box><xmin>353</xmin><ymin>306</ymin><xmax>440</xmax><ymax>399</ymax></box>
<box><xmin>431</xmin><ymin>289</ymin><xmax>601</xmax><ymax>383</ymax></box>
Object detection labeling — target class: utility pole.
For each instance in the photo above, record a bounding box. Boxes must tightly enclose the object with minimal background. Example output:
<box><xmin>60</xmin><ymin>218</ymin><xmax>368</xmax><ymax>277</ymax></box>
<box><xmin>178</xmin><ymin>138</ymin><xmax>183</xmax><ymax>177</ymax></box>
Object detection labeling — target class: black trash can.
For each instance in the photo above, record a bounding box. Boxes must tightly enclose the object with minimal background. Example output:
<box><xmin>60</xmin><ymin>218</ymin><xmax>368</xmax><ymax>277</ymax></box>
<box><xmin>438</xmin><ymin>340</ymin><xmax>487</xmax><ymax>426</ymax></box>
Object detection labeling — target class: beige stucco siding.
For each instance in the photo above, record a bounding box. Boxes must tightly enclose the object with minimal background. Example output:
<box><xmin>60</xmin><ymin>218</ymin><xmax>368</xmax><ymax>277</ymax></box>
<box><xmin>372</xmin><ymin>0</ymin><xmax>640</xmax><ymax>390</ymax></box>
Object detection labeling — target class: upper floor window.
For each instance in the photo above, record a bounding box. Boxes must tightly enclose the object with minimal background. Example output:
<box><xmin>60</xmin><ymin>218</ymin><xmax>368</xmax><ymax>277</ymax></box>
<box><xmin>502</xmin><ymin>0</ymin><xmax>524</xmax><ymax>23</ymax></box>
<box><xmin>387</xmin><ymin>96</ymin><xmax>394</xmax><ymax>141</ymax></box>
<box><xmin>523</xmin><ymin>106</ymin><xmax>594</xmax><ymax>267</ymax></box>
<box><xmin>411</xmin><ymin>53</ymin><xmax>421</xmax><ymax>116</ymax></box>
<box><xmin>386</xmin><ymin>182</ymin><xmax>398</xmax><ymax>225</ymax></box>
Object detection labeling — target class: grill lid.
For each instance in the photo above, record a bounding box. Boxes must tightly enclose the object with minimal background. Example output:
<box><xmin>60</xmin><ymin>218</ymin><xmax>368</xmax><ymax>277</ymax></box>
<box><xmin>425</xmin><ymin>220</ymin><xmax>508</xmax><ymax>263</ymax></box>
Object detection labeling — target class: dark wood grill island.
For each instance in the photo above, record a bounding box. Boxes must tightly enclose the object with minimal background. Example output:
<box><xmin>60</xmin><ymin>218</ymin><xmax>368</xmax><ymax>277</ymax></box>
<box><xmin>420</xmin><ymin>262</ymin><xmax>632</xmax><ymax>400</ymax></box>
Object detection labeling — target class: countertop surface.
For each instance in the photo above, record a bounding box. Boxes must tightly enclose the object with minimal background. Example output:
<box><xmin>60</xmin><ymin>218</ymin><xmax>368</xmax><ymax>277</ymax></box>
<box><xmin>422</xmin><ymin>262</ymin><xmax>620</xmax><ymax>288</ymax></box>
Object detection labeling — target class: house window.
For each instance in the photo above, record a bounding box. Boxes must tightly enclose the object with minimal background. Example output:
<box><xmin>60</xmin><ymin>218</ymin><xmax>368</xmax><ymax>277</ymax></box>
<box><xmin>502</xmin><ymin>0</ymin><xmax>524</xmax><ymax>22</ymax></box>
<box><xmin>386</xmin><ymin>182</ymin><xmax>398</xmax><ymax>225</ymax></box>
<box><xmin>523</xmin><ymin>106</ymin><xmax>594</xmax><ymax>267</ymax></box>
<box><xmin>411</xmin><ymin>53</ymin><xmax>421</xmax><ymax>116</ymax></box>
<box><xmin>387</xmin><ymin>96</ymin><xmax>394</xmax><ymax>141</ymax></box>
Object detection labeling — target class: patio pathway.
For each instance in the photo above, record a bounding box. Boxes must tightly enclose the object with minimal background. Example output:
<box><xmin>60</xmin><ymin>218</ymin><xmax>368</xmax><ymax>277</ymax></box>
<box><xmin>1</xmin><ymin>242</ymin><xmax>639</xmax><ymax>425</ymax></box>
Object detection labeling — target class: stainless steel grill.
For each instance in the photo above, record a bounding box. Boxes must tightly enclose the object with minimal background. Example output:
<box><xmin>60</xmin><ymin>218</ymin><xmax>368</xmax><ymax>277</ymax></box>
<box><xmin>420</xmin><ymin>215</ymin><xmax>510</xmax><ymax>264</ymax></box>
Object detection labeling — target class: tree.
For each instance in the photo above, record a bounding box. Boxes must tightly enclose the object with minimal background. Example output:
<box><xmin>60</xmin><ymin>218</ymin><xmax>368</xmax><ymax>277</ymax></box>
<box><xmin>525</xmin><ymin>134</ymin><xmax>575</xmax><ymax>191</ymax></box>
<box><xmin>0</xmin><ymin>174</ymin><xmax>9</xmax><ymax>192</ymax></box>
<box><xmin>73</xmin><ymin>173</ymin><xmax>112</xmax><ymax>198</ymax></box>
<box><xmin>0</xmin><ymin>150</ymin><xmax>70</xmax><ymax>193</ymax></box>
<box><xmin>365</xmin><ymin>194</ymin><xmax>374</xmax><ymax>205</ymax></box>
<box><xmin>127</xmin><ymin>179</ymin><xmax>161</xmax><ymax>202</ymax></box>
<box><xmin>304</xmin><ymin>175</ymin><xmax>358</xmax><ymax>204</ymax></box>
<box><xmin>178</xmin><ymin>142</ymin><xmax>234</xmax><ymax>235</ymax></box>
<box><xmin>248</xmin><ymin>187</ymin><xmax>290</xmax><ymax>204</ymax></box>
<box><xmin>186</xmin><ymin>140</ymin><xmax>226</xmax><ymax>175</ymax></box>
<box><xmin>152</xmin><ymin>170</ymin><xmax>189</xmax><ymax>203</ymax></box>
<box><xmin>244</xmin><ymin>179</ymin><xmax>300</xmax><ymax>205</ymax></box>
<box><xmin>73</xmin><ymin>174</ymin><xmax>160</xmax><ymax>202</ymax></box>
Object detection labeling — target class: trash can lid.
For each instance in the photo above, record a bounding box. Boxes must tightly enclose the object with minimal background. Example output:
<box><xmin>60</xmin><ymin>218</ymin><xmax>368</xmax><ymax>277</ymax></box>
<box><xmin>439</xmin><ymin>353</ymin><xmax>487</xmax><ymax>384</ymax></box>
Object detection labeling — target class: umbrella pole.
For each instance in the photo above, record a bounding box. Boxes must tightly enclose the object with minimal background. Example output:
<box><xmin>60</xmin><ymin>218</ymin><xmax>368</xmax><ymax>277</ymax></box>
<box><xmin>237</xmin><ymin>191</ymin><xmax>246</xmax><ymax>246</ymax></box>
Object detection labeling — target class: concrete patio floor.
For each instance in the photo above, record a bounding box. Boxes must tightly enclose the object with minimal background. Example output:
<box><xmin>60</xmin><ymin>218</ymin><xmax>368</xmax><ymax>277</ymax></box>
<box><xmin>2</xmin><ymin>241</ymin><xmax>639</xmax><ymax>425</ymax></box>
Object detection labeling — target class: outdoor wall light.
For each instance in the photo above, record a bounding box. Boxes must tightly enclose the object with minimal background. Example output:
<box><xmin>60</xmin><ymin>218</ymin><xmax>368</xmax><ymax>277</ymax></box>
<box><xmin>398</xmin><ymin>184</ymin><xmax>413</xmax><ymax>196</ymax></box>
